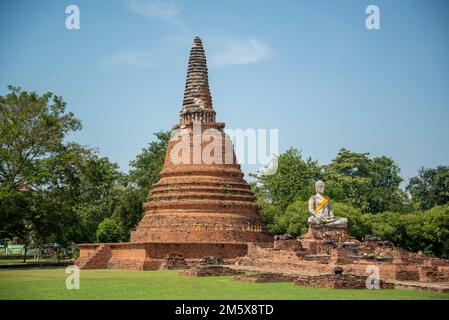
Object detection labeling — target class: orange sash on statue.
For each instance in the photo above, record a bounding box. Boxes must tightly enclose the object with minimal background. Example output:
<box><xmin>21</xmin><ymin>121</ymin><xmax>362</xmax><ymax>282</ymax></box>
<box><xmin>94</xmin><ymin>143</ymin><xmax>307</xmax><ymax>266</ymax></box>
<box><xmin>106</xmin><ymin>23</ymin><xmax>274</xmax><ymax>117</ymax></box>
<box><xmin>315</xmin><ymin>195</ymin><xmax>329</xmax><ymax>212</ymax></box>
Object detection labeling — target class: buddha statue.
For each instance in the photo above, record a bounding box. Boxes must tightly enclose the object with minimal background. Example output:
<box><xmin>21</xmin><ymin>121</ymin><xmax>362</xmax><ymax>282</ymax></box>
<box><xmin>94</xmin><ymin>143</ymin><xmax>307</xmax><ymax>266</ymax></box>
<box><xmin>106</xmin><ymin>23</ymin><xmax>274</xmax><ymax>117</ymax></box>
<box><xmin>308</xmin><ymin>180</ymin><xmax>348</xmax><ymax>228</ymax></box>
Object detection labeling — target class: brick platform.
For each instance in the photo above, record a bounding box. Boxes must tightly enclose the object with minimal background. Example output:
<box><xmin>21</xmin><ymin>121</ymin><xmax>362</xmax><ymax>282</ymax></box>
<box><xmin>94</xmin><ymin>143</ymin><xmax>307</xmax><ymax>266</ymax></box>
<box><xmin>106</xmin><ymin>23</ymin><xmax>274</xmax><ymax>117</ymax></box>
<box><xmin>77</xmin><ymin>242</ymin><xmax>248</xmax><ymax>270</ymax></box>
<box><xmin>180</xmin><ymin>265</ymin><xmax>244</xmax><ymax>277</ymax></box>
<box><xmin>233</xmin><ymin>273</ymin><xmax>297</xmax><ymax>283</ymax></box>
<box><xmin>232</xmin><ymin>224</ymin><xmax>449</xmax><ymax>290</ymax></box>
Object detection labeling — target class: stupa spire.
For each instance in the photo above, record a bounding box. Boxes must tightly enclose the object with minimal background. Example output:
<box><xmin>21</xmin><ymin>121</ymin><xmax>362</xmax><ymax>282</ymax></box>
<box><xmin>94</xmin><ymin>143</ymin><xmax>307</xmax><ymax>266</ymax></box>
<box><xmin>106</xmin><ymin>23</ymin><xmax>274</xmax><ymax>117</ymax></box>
<box><xmin>179</xmin><ymin>36</ymin><xmax>216</xmax><ymax>125</ymax></box>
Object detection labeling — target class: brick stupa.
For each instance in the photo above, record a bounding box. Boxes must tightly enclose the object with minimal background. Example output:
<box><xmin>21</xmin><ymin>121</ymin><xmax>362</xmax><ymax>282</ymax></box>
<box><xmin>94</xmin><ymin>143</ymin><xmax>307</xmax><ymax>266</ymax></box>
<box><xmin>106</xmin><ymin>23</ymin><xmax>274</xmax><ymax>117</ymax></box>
<box><xmin>76</xmin><ymin>37</ymin><xmax>271</xmax><ymax>270</ymax></box>
<box><xmin>130</xmin><ymin>36</ymin><xmax>269</xmax><ymax>244</ymax></box>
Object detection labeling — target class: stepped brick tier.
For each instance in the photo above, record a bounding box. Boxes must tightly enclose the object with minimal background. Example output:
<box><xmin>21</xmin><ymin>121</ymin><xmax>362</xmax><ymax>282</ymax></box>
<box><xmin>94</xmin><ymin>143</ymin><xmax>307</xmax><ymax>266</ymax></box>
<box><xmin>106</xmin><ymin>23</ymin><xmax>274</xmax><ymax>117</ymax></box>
<box><xmin>76</xmin><ymin>36</ymin><xmax>271</xmax><ymax>270</ymax></box>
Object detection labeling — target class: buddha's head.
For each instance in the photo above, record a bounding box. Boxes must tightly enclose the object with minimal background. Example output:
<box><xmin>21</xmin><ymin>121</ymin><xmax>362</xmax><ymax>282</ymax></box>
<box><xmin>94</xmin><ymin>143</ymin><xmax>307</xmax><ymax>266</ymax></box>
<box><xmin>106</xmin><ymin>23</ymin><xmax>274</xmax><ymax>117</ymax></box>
<box><xmin>315</xmin><ymin>180</ymin><xmax>325</xmax><ymax>194</ymax></box>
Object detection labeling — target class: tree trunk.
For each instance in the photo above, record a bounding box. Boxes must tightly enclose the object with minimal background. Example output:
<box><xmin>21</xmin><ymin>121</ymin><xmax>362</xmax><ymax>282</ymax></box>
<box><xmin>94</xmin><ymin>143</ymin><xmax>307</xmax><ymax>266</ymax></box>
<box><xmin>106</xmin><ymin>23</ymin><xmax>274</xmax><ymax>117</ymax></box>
<box><xmin>23</xmin><ymin>246</ymin><xmax>27</xmax><ymax>263</ymax></box>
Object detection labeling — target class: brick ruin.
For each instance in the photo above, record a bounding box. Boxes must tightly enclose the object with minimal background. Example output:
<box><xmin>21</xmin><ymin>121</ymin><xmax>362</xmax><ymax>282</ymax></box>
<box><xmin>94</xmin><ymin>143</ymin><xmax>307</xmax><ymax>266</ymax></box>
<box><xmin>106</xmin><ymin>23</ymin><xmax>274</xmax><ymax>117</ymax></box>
<box><xmin>76</xmin><ymin>37</ymin><xmax>449</xmax><ymax>292</ymax></box>
<box><xmin>76</xmin><ymin>36</ymin><xmax>271</xmax><ymax>270</ymax></box>
<box><xmin>231</xmin><ymin>225</ymin><xmax>449</xmax><ymax>291</ymax></box>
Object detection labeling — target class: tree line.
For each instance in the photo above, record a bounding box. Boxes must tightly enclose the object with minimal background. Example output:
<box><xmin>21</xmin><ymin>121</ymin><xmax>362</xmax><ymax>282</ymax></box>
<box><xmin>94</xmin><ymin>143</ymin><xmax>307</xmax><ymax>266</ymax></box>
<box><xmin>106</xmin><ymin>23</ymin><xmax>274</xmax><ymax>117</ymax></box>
<box><xmin>0</xmin><ymin>87</ymin><xmax>170</xmax><ymax>260</ymax></box>
<box><xmin>1</xmin><ymin>87</ymin><xmax>448</xmax><ymax>259</ymax></box>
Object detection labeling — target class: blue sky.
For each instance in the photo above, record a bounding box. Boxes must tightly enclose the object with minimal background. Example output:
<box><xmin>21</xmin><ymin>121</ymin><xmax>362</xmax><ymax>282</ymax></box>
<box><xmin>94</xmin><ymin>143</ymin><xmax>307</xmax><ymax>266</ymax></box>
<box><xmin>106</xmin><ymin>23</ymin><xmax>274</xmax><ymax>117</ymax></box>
<box><xmin>1</xmin><ymin>0</ymin><xmax>449</xmax><ymax>184</ymax></box>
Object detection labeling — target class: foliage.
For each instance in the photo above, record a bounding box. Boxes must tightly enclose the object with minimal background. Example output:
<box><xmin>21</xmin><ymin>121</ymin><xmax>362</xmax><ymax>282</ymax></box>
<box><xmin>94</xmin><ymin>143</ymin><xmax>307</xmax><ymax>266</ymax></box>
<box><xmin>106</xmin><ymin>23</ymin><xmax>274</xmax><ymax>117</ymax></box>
<box><xmin>256</xmin><ymin>198</ymin><xmax>285</xmax><ymax>235</ymax></box>
<box><xmin>365</xmin><ymin>206</ymin><xmax>449</xmax><ymax>258</ymax></box>
<box><xmin>250</xmin><ymin>147</ymin><xmax>321</xmax><ymax>213</ymax></box>
<box><xmin>96</xmin><ymin>187</ymin><xmax>145</xmax><ymax>242</ymax></box>
<box><xmin>0</xmin><ymin>86</ymin><xmax>84</xmax><ymax>253</ymax></box>
<box><xmin>96</xmin><ymin>218</ymin><xmax>127</xmax><ymax>243</ymax></box>
<box><xmin>128</xmin><ymin>131</ymin><xmax>171</xmax><ymax>196</ymax></box>
<box><xmin>0</xmin><ymin>86</ymin><xmax>81</xmax><ymax>189</ymax></box>
<box><xmin>331</xmin><ymin>203</ymin><xmax>372</xmax><ymax>239</ymax></box>
<box><xmin>323</xmin><ymin>148</ymin><xmax>409</xmax><ymax>213</ymax></box>
<box><xmin>407</xmin><ymin>166</ymin><xmax>449</xmax><ymax>210</ymax></box>
<box><xmin>0</xmin><ymin>87</ymin><xmax>124</xmax><ymax>251</ymax></box>
<box><xmin>422</xmin><ymin>205</ymin><xmax>449</xmax><ymax>258</ymax></box>
<box><xmin>276</xmin><ymin>199</ymin><xmax>309</xmax><ymax>236</ymax></box>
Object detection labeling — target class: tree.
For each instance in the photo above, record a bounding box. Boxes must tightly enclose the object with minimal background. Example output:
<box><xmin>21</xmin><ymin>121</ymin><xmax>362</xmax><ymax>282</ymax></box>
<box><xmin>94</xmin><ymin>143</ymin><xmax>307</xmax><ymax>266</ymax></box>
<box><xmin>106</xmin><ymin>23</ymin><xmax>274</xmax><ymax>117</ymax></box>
<box><xmin>107</xmin><ymin>187</ymin><xmax>144</xmax><ymax>241</ymax></box>
<box><xmin>0</xmin><ymin>86</ymin><xmax>125</xmax><ymax>253</ymax></box>
<box><xmin>407</xmin><ymin>166</ymin><xmax>449</xmax><ymax>210</ymax></box>
<box><xmin>323</xmin><ymin>148</ymin><xmax>407</xmax><ymax>213</ymax></box>
<box><xmin>250</xmin><ymin>147</ymin><xmax>321</xmax><ymax>214</ymax></box>
<box><xmin>93</xmin><ymin>131</ymin><xmax>171</xmax><ymax>243</ymax></box>
<box><xmin>96</xmin><ymin>218</ymin><xmax>127</xmax><ymax>243</ymax></box>
<box><xmin>0</xmin><ymin>86</ymin><xmax>82</xmax><ymax>252</ymax></box>
<box><xmin>72</xmin><ymin>148</ymin><xmax>124</xmax><ymax>242</ymax></box>
<box><xmin>128</xmin><ymin>131</ymin><xmax>171</xmax><ymax>197</ymax></box>
<box><xmin>422</xmin><ymin>205</ymin><xmax>449</xmax><ymax>258</ymax></box>
<box><xmin>325</xmin><ymin>148</ymin><xmax>372</xmax><ymax>177</ymax></box>
<box><xmin>370</xmin><ymin>156</ymin><xmax>409</xmax><ymax>212</ymax></box>
<box><xmin>0</xmin><ymin>86</ymin><xmax>81</xmax><ymax>190</ymax></box>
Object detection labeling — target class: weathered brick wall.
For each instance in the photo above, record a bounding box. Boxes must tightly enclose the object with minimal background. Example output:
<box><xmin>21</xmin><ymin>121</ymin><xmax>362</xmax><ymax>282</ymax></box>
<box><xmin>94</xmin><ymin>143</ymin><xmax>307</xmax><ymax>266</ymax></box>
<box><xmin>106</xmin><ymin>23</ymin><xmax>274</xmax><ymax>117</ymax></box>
<box><xmin>78</xmin><ymin>242</ymin><xmax>248</xmax><ymax>270</ymax></box>
<box><xmin>77</xmin><ymin>245</ymin><xmax>98</xmax><ymax>258</ymax></box>
<box><xmin>131</xmin><ymin>212</ymin><xmax>271</xmax><ymax>243</ymax></box>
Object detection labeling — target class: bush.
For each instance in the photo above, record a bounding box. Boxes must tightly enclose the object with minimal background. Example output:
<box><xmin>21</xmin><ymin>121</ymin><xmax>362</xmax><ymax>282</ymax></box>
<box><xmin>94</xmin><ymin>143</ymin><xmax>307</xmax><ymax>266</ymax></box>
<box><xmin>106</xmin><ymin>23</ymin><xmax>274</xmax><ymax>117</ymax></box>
<box><xmin>331</xmin><ymin>203</ymin><xmax>371</xmax><ymax>239</ymax></box>
<box><xmin>96</xmin><ymin>218</ymin><xmax>127</xmax><ymax>243</ymax></box>
<box><xmin>422</xmin><ymin>205</ymin><xmax>449</xmax><ymax>258</ymax></box>
<box><xmin>278</xmin><ymin>200</ymin><xmax>309</xmax><ymax>236</ymax></box>
<box><xmin>257</xmin><ymin>199</ymin><xmax>285</xmax><ymax>234</ymax></box>
<box><xmin>365</xmin><ymin>208</ymin><xmax>449</xmax><ymax>258</ymax></box>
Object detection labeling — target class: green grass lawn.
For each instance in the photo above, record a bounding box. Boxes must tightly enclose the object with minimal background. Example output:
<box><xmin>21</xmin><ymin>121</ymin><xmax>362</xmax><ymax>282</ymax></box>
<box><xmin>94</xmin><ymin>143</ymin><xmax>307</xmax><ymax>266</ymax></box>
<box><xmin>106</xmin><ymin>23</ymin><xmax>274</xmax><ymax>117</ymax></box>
<box><xmin>0</xmin><ymin>268</ymin><xmax>448</xmax><ymax>300</ymax></box>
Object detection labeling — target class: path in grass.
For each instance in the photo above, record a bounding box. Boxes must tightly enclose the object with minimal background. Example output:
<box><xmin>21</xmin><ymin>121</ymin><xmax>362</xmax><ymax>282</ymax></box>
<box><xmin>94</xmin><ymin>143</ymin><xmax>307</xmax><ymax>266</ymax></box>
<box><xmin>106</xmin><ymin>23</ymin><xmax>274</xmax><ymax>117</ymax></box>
<box><xmin>0</xmin><ymin>268</ymin><xmax>448</xmax><ymax>300</ymax></box>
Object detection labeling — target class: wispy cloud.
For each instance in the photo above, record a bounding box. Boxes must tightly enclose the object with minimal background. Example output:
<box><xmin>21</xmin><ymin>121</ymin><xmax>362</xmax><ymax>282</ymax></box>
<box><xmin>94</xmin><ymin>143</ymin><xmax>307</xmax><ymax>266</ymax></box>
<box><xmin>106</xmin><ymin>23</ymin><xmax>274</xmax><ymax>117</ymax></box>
<box><xmin>100</xmin><ymin>46</ymin><xmax>183</xmax><ymax>69</ymax></box>
<box><xmin>104</xmin><ymin>2</ymin><xmax>272</xmax><ymax>69</ymax></box>
<box><xmin>209</xmin><ymin>37</ymin><xmax>271</xmax><ymax>67</ymax></box>
<box><xmin>127</xmin><ymin>0</ymin><xmax>188</xmax><ymax>30</ymax></box>
<box><xmin>101</xmin><ymin>50</ymin><xmax>156</xmax><ymax>68</ymax></box>
<box><xmin>101</xmin><ymin>35</ymin><xmax>272</xmax><ymax>69</ymax></box>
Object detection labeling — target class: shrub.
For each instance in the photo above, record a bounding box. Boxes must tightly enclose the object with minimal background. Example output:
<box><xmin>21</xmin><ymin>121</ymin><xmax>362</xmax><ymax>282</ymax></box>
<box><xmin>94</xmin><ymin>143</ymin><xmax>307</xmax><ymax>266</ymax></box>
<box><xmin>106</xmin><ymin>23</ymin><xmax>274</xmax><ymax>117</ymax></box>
<box><xmin>422</xmin><ymin>205</ymin><xmax>449</xmax><ymax>258</ymax></box>
<box><xmin>96</xmin><ymin>218</ymin><xmax>127</xmax><ymax>243</ymax></box>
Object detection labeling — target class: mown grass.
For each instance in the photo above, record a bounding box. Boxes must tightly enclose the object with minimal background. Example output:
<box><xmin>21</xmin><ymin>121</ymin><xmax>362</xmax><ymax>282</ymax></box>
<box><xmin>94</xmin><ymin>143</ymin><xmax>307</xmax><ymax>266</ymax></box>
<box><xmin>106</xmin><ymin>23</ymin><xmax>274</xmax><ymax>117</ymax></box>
<box><xmin>0</xmin><ymin>268</ymin><xmax>448</xmax><ymax>300</ymax></box>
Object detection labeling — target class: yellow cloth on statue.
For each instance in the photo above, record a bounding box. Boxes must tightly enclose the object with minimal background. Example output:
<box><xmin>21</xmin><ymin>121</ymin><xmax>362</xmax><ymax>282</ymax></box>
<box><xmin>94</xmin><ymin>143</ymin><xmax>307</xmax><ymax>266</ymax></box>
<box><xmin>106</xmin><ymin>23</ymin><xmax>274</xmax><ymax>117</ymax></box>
<box><xmin>315</xmin><ymin>195</ymin><xmax>329</xmax><ymax>212</ymax></box>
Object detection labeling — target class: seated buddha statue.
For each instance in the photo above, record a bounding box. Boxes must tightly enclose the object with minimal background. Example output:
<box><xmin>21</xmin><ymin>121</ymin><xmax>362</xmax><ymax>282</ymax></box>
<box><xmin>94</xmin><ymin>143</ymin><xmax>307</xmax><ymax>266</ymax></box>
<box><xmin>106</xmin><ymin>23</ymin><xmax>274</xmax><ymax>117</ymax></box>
<box><xmin>308</xmin><ymin>180</ymin><xmax>348</xmax><ymax>228</ymax></box>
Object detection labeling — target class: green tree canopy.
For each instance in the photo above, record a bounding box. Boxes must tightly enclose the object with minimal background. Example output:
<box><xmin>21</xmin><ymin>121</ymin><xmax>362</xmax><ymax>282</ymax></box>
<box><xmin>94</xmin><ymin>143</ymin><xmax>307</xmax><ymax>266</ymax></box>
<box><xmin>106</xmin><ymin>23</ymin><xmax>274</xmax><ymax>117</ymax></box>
<box><xmin>407</xmin><ymin>166</ymin><xmax>449</xmax><ymax>210</ymax></box>
<box><xmin>250</xmin><ymin>147</ymin><xmax>321</xmax><ymax>213</ymax></box>
<box><xmin>0</xmin><ymin>86</ymin><xmax>123</xmax><ymax>251</ymax></box>
<box><xmin>324</xmin><ymin>148</ymin><xmax>408</xmax><ymax>213</ymax></box>
<box><xmin>0</xmin><ymin>86</ymin><xmax>81</xmax><ymax>189</ymax></box>
<box><xmin>128</xmin><ymin>131</ymin><xmax>171</xmax><ymax>196</ymax></box>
